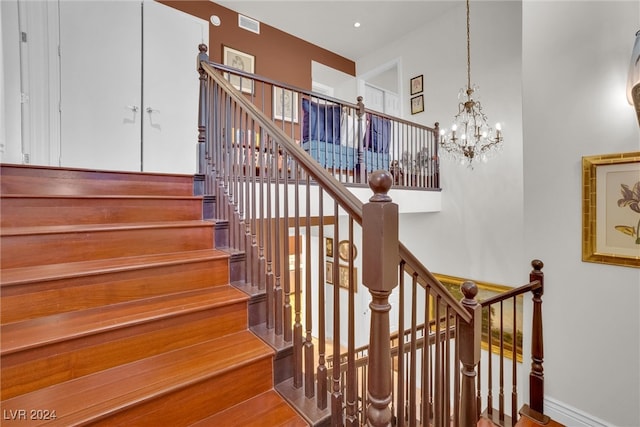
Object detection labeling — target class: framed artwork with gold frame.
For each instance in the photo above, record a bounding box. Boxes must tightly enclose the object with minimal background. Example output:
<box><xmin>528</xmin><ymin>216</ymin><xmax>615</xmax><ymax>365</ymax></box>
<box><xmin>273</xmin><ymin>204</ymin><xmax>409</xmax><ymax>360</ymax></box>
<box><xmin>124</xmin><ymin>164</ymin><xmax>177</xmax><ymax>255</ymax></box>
<box><xmin>338</xmin><ymin>264</ymin><xmax>357</xmax><ymax>292</ymax></box>
<box><xmin>338</xmin><ymin>240</ymin><xmax>357</xmax><ymax>262</ymax></box>
<box><xmin>433</xmin><ymin>273</ymin><xmax>523</xmax><ymax>362</ymax></box>
<box><xmin>325</xmin><ymin>237</ymin><xmax>333</xmax><ymax>258</ymax></box>
<box><xmin>582</xmin><ymin>152</ymin><xmax>640</xmax><ymax>268</ymax></box>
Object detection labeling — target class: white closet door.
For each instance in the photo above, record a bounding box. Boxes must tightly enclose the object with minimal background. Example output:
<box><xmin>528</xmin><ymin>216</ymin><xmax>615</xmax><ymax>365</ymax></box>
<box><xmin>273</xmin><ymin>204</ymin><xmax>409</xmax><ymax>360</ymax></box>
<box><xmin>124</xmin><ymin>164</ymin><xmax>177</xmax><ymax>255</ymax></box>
<box><xmin>59</xmin><ymin>1</ymin><xmax>142</xmax><ymax>171</ymax></box>
<box><xmin>142</xmin><ymin>0</ymin><xmax>206</xmax><ymax>174</ymax></box>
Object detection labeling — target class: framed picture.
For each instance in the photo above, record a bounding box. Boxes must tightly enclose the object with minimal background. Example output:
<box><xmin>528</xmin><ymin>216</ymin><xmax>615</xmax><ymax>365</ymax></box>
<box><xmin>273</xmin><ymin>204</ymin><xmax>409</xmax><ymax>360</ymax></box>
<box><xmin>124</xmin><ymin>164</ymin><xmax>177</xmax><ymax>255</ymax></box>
<box><xmin>326</xmin><ymin>261</ymin><xmax>333</xmax><ymax>284</ymax></box>
<box><xmin>582</xmin><ymin>152</ymin><xmax>640</xmax><ymax>268</ymax></box>
<box><xmin>273</xmin><ymin>86</ymin><xmax>298</xmax><ymax>123</ymax></box>
<box><xmin>433</xmin><ymin>273</ymin><xmax>523</xmax><ymax>362</ymax></box>
<box><xmin>411</xmin><ymin>95</ymin><xmax>424</xmax><ymax>115</ymax></box>
<box><xmin>338</xmin><ymin>264</ymin><xmax>357</xmax><ymax>292</ymax></box>
<box><xmin>222</xmin><ymin>46</ymin><xmax>255</xmax><ymax>94</ymax></box>
<box><xmin>338</xmin><ymin>240</ymin><xmax>357</xmax><ymax>262</ymax></box>
<box><xmin>325</xmin><ymin>237</ymin><xmax>333</xmax><ymax>258</ymax></box>
<box><xmin>410</xmin><ymin>75</ymin><xmax>423</xmax><ymax>95</ymax></box>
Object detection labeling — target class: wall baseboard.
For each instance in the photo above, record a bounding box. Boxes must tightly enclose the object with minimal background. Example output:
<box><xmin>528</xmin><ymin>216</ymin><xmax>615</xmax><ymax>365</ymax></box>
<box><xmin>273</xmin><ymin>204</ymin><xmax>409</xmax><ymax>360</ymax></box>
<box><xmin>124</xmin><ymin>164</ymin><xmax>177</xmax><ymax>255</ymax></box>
<box><xmin>544</xmin><ymin>396</ymin><xmax>612</xmax><ymax>427</ymax></box>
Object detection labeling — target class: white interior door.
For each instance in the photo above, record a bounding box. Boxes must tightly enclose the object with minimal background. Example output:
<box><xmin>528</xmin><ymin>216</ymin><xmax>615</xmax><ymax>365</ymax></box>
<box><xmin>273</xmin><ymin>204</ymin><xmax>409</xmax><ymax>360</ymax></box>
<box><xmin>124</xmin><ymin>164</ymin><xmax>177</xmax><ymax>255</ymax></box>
<box><xmin>142</xmin><ymin>1</ymin><xmax>206</xmax><ymax>174</ymax></box>
<box><xmin>59</xmin><ymin>1</ymin><xmax>142</xmax><ymax>171</ymax></box>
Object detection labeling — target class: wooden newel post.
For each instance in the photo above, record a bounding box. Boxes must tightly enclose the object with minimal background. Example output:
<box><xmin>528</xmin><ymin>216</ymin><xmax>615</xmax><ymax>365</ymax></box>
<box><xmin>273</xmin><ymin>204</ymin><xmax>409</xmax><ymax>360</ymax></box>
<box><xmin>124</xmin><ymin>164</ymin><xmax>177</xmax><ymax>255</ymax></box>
<box><xmin>197</xmin><ymin>43</ymin><xmax>209</xmax><ymax>175</ymax></box>
<box><xmin>529</xmin><ymin>259</ymin><xmax>545</xmax><ymax>413</ymax></box>
<box><xmin>362</xmin><ymin>170</ymin><xmax>399</xmax><ymax>427</ymax></box>
<box><xmin>459</xmin><ymin>281</ymin><xmax>481</xmax><ymax>427</ymax></box>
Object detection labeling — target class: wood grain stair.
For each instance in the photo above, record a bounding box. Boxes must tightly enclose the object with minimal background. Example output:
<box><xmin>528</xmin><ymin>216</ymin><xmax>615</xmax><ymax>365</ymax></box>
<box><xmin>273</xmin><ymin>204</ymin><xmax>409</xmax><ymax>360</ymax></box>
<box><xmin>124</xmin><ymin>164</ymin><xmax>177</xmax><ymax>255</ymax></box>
<box><xmin>0</xmin><ymin>164</ymin><xmax>308</xmax><ymax>426</ymax></box>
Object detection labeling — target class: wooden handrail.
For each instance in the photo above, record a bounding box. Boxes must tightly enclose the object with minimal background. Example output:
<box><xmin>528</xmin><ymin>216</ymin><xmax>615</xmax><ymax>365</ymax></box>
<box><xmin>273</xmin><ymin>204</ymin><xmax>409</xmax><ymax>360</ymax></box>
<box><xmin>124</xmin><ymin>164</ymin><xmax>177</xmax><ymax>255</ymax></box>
<box><xmin>201</xmin><ymin>61</ymin><xmax>364</xmax><ymax>222</ymax></box>
<box><xmin>203</xmin><ymin>60</ymin><xmax>440</xmax><ymax>134</ymax></box>
<box><xmin>479</xmin><ymin>279</ymin><xmax>541</xmax><ymax>307</ymax></box>
<box><xmin>399</xmin><ymin>242</ymin><xmax>472</xmax><ymax>323</ymax></box>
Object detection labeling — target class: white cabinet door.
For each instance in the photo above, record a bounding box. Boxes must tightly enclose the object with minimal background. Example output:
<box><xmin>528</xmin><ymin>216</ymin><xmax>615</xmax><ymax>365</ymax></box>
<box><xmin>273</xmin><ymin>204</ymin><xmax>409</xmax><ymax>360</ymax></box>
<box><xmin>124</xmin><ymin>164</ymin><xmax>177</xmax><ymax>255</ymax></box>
<box><xmin>59</xmin><ymin>1</ymin><xmax>142</xmax><ymax>172</ymax></box>
<box><xmin>58</xmin><ymin>1</ymin><xmax>206</xmax><ymax>173</ymax></box>
<box><xmin>142</xmin><ymin>1</ymin><xmax>206</xmax><ymax>174</ymax></box>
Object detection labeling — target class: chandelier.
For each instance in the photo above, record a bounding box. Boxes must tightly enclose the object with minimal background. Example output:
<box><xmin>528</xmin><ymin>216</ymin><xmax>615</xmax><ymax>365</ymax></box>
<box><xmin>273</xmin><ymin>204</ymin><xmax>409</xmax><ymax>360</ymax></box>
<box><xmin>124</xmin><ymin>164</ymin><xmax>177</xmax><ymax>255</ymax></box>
<box><xmin>439</xmin><ymin>0</ymin><xmax>503</xmax><ymax>167</ymax></box>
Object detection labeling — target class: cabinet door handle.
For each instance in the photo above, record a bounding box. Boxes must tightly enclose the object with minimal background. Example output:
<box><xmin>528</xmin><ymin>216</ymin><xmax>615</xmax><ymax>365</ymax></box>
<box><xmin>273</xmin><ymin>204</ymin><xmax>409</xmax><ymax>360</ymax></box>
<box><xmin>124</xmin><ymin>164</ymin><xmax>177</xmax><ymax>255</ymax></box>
<box><xmin>146</xmin><ymin>107</ymin><xmax>159</xmax><ymax>114</ymax></box>
<box><xmin>126</xmin><ymin>105</ymin><xmax>139</xmax><ymax>112</ymax></box>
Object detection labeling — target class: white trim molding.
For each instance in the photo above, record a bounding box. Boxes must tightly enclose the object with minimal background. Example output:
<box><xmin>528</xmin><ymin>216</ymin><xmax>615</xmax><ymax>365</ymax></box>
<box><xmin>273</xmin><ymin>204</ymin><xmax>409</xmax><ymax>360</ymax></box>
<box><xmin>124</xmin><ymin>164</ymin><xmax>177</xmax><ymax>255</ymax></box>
<box><xmin>544</xmin><ymin>396</ymin><xmax>613</xmax><ymax>427</ymax></box>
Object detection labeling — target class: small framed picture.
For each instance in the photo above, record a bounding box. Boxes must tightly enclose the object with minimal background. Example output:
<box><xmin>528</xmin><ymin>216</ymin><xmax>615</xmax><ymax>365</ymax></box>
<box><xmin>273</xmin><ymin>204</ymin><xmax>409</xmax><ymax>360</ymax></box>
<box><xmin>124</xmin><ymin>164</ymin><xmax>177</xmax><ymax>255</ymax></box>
<box><xmin>273</xmin><ymin>86</ymin><xmax>299</xmax><ymax>123</ymax></box>
<box><xmin>222</xmin><ymin>45</ymin><xmax>255</xmax><ymax>94</ymax></box>
<box><xmin>410</xmin><ymin>75</ymin><xmax>423</xmax><ymax>95</ymax></box>
<box><xmin>326</xmin><ymin>261</ymin><xmax>333</xmax><ymax>284</ymax></box>
<box><xmin>338</xmin><ymin>240</ymin><xmax>357</xmax><ymax>262</ymax></box>
<box><xmin>325</xmin><ymin>237</ymin><xmax>333</xmax><ymax>258</ymax></box>
<box><xmin>411</xmin><ymin>95</ymin><xmax>424</xmax><ymax>115</ymax></box>
<box><xmin>338</xmin><ymin>265</ymin><xmax>357</xmax><ymax>292</ymax></box>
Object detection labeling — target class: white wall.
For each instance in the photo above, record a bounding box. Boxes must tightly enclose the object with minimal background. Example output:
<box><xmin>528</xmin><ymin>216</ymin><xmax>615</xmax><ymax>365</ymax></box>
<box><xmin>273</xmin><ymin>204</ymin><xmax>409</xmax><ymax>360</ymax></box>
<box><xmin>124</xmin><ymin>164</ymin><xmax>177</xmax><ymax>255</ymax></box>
<box><xmin>358</xmin><ymin>1</ymin><xmax>525</xmax><ymax>285</ymax></box>
<box><xmin>523</xmin><ymin>2</ymin><xmax>639</xmax><ymax>426</ymax></box>
<box><xmin>357</xmin><ymin>0</ymin><xmax>640</xmax><ymax>425</ymax></box>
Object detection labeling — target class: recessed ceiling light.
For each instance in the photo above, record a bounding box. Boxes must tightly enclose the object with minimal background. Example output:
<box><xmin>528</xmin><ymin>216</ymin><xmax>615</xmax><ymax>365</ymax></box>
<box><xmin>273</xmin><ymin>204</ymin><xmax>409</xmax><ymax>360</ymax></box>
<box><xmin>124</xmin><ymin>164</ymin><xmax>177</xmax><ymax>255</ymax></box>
<box><xmin>354</xmin><ymin>22</ymin><xmax>361</xmax><ymax>28</ymax></box>
<box><xmin>210</xmin><ymin>15</ymin><xmax>221</xmax><ymax>26</ymax></box>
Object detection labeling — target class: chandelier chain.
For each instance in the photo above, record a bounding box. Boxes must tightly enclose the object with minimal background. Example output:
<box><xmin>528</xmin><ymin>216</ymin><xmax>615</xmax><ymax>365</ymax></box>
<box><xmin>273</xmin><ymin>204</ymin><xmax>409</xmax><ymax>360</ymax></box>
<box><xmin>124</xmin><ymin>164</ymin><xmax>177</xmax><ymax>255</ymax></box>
<box><xmin>466</xmin><ymin>0</ymin><xmax>471</xmax><ymax>91</ymax></box>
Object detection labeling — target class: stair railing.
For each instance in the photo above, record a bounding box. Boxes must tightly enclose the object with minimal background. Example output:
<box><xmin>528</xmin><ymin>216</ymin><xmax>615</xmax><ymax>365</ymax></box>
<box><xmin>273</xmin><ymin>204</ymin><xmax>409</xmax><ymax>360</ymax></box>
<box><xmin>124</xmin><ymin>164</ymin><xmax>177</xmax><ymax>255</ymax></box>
<box><xmin>196</xmin><ymin>44</ymin><xmax>545</xmax><ymax>427</ymax></box>
<box><xmin>198</xmin><ymin>46</ymin><xmax>440</xmax><ymax>191</ymax></box>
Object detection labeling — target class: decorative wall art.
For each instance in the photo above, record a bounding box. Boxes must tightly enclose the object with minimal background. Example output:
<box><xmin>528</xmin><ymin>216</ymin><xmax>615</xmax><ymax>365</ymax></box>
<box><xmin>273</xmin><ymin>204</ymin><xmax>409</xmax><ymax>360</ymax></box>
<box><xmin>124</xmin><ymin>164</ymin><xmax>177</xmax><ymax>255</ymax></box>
<box><xmin>273</xmin><ymin>86</ymin><xmax>298</xmax><ymax>123</ymax></box>
<box><xmin>222</xmin><ymin>46</ymin><xmax>255</xmax><ymax>94</ymax></box>
<box><xmin>433</xmin><ymin>273</ymin><xmax>523</xmax><ymax>361</ymax></box>
<box><xmin>582</xmin><ymin>152</ymin><xmax>640</xmax><ymax>268</ymax></box>
<box><xmin>410</xmin><ymin>75</ymin><xmax>423</xmax><ymax>96</ymax></box>
<box><xmin>338</xmin><ymin>240</ymin><xmax>357</xmax><ymax>262</ymax></box>
<box><xmin>338</xmin><ymin>264</ymin><xmax>357</xmax><ymax>292</ymax></box>
<box><xmin>325</xmin><ymin>237</ymin><xmax>333</xmax><ymax>258</ymax></box>
<box><xmin>326</xmin><ymin>260</ymin><xmax>333</xmax><ymax>284</ymax></box>
<box><xmin>411</xmin><ymin>95</ymin><xmax>424</xmax><ymax>115</ymax></box>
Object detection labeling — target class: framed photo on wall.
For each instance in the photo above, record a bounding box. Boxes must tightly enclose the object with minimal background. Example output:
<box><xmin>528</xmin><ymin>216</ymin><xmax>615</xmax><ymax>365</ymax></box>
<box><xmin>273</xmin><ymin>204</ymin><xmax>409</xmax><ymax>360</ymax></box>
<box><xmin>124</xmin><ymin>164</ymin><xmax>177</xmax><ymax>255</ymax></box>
<box><xmin>411</xmin><ymin>95</ymin><xmax>424</xmax><ymax>115</ymax></box>
<box><xmin>222</xmin><ymin>46</ymin><xmax>255</xmax><ymax>94</ymax></box>
<box><xmin>326</xmin><ymin>261</ymin><xmax>333</xmax><ymax>284</ymax></box>
<box><xmin>410</xmin><ymin>75</ymin><xmax>423</xmax><ymax>95</ymax></box>
<box><xmin>325</xmin><ymin>237</ymin><xmax>333</xmax><ymax>258</ymax></box>
<box><xmin>582</xmin><ymin>152</ymin><xmax>640</xmax><ymax>268</ymax></box>
<box><xmin>338</xmin><ymin>264</ymin><xmax>357</xmax><ymax>292</ymax></box>
<box><xmin>273</xmin><ymin>86</ymin><xmax>299</xmax><ymax>123</ymax></box>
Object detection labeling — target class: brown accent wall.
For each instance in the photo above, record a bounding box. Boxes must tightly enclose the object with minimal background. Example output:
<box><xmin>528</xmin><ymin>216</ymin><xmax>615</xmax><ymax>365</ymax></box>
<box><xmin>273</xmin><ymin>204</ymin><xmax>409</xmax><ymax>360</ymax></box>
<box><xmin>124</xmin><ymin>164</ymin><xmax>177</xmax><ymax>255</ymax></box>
<box><xmin>158</xmin><ymin>1</ymin><xmax>355</xmax><ymax>90</ymax></box>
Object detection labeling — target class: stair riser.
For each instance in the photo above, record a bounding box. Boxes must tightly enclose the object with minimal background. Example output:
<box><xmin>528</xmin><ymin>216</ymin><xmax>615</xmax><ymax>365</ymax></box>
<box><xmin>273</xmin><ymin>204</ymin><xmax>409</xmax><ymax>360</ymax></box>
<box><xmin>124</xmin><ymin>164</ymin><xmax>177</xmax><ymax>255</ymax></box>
<box><xmin>1</xmin><ymin>301</ymin><xmax>248</xmax><ymax>399</ymax></box>
<box><xmin>91</xmin><ymin>357</ymin><xmax>274</xmax><ymax>427</ymax></box>
<box><xmin>1</xmin><ymin>197</ymin><xmax>203</xmax><ymax>227</ymax></box>
<box><xmin>1</xmin><ymin>259</ymin><xmax>229</xmax><ymax>324</ymax></box>
<box><xmin>0</xmin><ymin>165</ymin><xmax>194</xmax><ymax>196</ymax></box>
<box><xmin>1</xmin><ymin>226</ymin><xmax>214</xmax><ymax>268</ymax></box>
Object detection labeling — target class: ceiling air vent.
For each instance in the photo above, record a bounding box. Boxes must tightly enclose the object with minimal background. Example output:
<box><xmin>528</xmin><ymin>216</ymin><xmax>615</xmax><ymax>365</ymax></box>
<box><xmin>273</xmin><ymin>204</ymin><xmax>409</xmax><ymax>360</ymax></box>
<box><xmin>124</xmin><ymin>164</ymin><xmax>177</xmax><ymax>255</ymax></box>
<box><xmin>238</xmin><ymin>14</ymin><xmax>260</xmax><ymax>34</ymax></box>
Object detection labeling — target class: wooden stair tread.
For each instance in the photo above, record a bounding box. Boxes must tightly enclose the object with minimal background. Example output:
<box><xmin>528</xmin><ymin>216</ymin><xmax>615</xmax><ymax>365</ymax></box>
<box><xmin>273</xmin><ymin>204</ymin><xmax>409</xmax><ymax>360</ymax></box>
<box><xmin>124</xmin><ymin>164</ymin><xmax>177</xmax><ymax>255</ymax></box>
<box><xmin>191</xmin><ymin>390</ymin><xmax>309</xmax><ymax>427</ymax></box>
<box><xmin>1</xmin><ymin>194</ymin><xmax>201</xmax><ymax>200</ymax></box>
<box><xmin>1</xmin><ymin>286</ymin><xmax>248</xmax><ymax>354</ymax></box>
<box><xmin>1</xmin><ymin>164</ymin><xmax>195</xmax><ymax>196</ymax></box>
<box><xmin>1</xmin><ymin>220</ymin><xmax>212</xmax><ymax>237</ymax></box>
<box><xmin>0</xmin><ymin>249</ymin><xmax>227</xmax><ymax>287</ymax></box>
<box><xmin>0</xmin><ymin>331</ymin><xmax>274</xmax><ymax>426</ymax></box>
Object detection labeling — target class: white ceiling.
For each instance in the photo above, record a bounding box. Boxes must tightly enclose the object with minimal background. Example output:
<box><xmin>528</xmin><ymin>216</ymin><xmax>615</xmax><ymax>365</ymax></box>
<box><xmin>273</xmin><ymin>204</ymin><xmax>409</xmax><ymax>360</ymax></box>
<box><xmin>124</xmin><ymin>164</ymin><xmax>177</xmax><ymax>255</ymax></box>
<box><xmin>215</xmin><ymin>1</ymin><xmax>462</xmax><ymax>60</ymax></box>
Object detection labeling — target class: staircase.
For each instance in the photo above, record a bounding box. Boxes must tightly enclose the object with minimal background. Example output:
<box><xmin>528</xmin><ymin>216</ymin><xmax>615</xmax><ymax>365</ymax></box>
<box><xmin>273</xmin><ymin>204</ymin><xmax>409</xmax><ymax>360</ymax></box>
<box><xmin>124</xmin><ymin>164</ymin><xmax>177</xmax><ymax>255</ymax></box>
<box><xmin>0</xmin><ymin>164</ymin><xmax>308</xmax><ymax>426</ymax></box>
